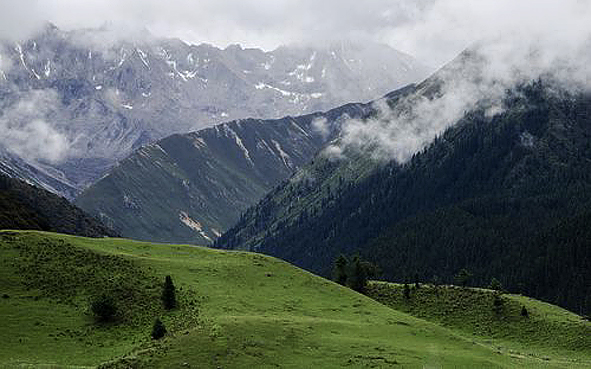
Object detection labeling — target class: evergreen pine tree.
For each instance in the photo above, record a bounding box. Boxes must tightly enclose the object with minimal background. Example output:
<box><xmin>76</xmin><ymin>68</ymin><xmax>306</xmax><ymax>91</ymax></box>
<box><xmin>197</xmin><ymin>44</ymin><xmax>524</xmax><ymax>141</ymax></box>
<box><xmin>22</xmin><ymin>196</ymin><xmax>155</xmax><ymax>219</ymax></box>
<box><xmin>151</xmin><ymin>318</ymin><xmax>167</xmax><ymax>339</ymax></box>
<box><xmin>162</xmin><ymin>275</ymin><xmax>177</xmax><ymax>310</ymax></box>
<box><xmin>90</xmin><ymin>293</ymin><xmax>117</xmax><ymax>322</ymax></box>
<box><xmin>432</xmin><ymin>275</ymin><xmax>441</xmax><ymax>287</ymax></box>
<box><xmin>489</xmin><ymin>278</ymin><xmax>503</xmax><ymax>292</ymax></box>
<box><xmin>347</xmin><ymin>255</ymin><xmax>368</xmax><ymax>293</ymax></box>
<box><xmin>454</xmin><ymin>269</ymin><xmax>472</xmax><ymax>287</ymax></box>
<box><xmin>361</xmin><ymin>260</ymin><xmax>381</xmax><ymax>280</ymax></box>
<box><xmin>403</xmin><ymin>283</ymin><xmax>411</xmax><ymax>299</ymax></box>
<box><xmin>333</xmin><ymin>254</ymin><xmax>349</xmax><ymax>286</ymax></box>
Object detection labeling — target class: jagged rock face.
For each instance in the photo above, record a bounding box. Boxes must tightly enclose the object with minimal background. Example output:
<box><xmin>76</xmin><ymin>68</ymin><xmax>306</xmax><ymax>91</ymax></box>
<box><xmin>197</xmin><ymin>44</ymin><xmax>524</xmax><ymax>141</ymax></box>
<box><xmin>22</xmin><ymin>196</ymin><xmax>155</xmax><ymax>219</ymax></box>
<box><xmin>0</xmin><ymin>145</ymin><xmax>78</xmax><ymax>199</ymax></box>
<box><xmin>0</xmin><ymin>24</ymin><xmax>429</xmax><ymax>196</ymax></box>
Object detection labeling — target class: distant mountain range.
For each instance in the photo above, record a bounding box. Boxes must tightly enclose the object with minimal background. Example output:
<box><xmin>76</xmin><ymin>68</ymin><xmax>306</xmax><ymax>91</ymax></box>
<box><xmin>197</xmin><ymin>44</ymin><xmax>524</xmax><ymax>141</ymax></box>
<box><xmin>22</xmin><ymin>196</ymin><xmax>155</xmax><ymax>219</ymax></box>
<box><xmin>75</xmin><ymin>100</ymin><xmax>375</xmax><ymax>244</ymax></box>
<box><xmin>0</xmin><ymin>145</ymin><xmax>79</xmax><ymax>198</ymax></box>
<box><xmin>0</xmin><ymin>23</ymin><xmax>429</xmax><ymax>197</ymax></box>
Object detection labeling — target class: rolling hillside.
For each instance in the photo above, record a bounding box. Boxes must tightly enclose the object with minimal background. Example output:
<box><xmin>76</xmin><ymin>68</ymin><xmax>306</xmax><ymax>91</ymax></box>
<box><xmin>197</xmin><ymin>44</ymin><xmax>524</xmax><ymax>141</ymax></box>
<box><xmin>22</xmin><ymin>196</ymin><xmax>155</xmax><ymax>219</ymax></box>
<box><xmin>2</xmin><ymin>231</ymin><xmax>588</xmax><ymax>368</ymax></box>
<box><xmin>367</xmin><ymin>282</ymin><xmax>591</xmax><ymax>358</ymax></box>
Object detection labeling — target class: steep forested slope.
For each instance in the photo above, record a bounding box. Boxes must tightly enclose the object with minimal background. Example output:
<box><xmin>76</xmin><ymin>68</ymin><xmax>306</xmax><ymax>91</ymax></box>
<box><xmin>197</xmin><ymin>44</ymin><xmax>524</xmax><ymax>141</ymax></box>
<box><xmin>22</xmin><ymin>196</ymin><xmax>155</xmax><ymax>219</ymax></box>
<box><xmin>0</xmin><ymin>174</ymin><xmax>115</xmax><ymax>237</ymax></box>
<box><xmin>218</xmin><ymin>81</ymin><xmax>591</xmax><ymax>315</ymax></box>
<box><xmin>215</xmin><ymin>84</ymin><xmax>421</xmax><ymax>250</ymax></box>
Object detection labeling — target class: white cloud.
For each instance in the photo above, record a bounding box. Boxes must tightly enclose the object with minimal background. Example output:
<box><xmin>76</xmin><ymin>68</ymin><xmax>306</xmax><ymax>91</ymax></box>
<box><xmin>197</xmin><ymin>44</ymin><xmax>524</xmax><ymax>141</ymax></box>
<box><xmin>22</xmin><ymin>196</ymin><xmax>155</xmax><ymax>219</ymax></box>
<box><xmin>328</xmin><ymin>74</ymin><xmax>496</xmax><ymax>162</ymax></box>
<box><xmin>311</xmin><ymin>117</ymin><xmax>330</xmax><ymax>140</ymax></box>
<box><xmin>0</xmin><ymin>89</ymin><xmax>71</xmax><ymax>163</ymax></box>
<box><xmin>386</xmin><ymin>0</ymin><xmax>591</xmax><ymax>66</ymax></box>
<box><xmin>0</xmin><ymin>119</ymin><xmax>69</xmax><ymax>163</ymax></box>
<box><xmin>327</xmin><ymin>21</ymin><xmax>591</xmax><ymax>163</ymax></box>
<box><xmin>0</xmin><ymin>0</ymin><xmax>47</xmax><ymax>42</ymax></box>
<box><xmin>2</xmin><ymin>0</ymin><xmax>589</xmax><ymax>68</ymax></box>
<box><xmin>0</xmin><ymin>0</ymin><xmax>432</xmax><ymax>53</ymax></box>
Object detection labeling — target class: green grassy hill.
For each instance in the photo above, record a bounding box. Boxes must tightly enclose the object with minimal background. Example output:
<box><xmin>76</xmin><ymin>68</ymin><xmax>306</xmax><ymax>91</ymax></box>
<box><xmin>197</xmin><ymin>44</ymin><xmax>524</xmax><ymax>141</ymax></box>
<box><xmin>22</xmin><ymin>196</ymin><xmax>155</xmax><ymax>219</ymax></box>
<box><xmin>367</xmin><ymin>282</ymin><xmax>591</xmax><ymax>362</ymax></box>
<box><xmin>1</xmin><ymin>231</ymin><xmax>589</xmax><ymax>368</ymax></box>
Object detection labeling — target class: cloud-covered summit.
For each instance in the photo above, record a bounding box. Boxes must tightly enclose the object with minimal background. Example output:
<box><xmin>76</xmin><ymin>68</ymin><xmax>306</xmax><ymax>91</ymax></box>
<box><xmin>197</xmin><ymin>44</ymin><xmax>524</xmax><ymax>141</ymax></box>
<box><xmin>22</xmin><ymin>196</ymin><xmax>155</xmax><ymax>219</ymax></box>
<box><xmin>0</xmin><ymin>0</ymin><xmax>587</xmax><ymax>67</ymax></box>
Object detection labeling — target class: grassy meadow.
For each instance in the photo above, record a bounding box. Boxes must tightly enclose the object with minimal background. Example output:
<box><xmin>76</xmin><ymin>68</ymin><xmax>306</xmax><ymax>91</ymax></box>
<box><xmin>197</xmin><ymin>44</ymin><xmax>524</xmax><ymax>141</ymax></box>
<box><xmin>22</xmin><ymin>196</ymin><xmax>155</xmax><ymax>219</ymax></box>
<box><xmin>1</xmin><ymin>230</ymin><xmax>589</xmax><ymax>368</ymax></box>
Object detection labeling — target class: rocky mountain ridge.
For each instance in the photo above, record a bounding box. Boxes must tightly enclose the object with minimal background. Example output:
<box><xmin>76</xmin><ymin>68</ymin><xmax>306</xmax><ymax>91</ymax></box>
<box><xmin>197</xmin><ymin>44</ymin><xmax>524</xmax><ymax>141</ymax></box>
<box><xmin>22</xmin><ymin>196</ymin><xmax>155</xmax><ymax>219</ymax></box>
<box><xmin>0</xmin><ymin>23</ymin><xmax>429</xmax><ymax>197</ymax></box>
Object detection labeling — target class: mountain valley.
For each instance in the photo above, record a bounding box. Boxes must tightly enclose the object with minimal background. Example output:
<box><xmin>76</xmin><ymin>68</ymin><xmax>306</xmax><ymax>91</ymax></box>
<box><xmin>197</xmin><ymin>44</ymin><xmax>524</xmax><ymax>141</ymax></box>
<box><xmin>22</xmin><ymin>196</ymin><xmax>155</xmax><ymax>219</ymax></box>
<box><xmin>1</xmin><ymin>3</ymin><xmax>590</xmax><ymax>367</ymax></box>
<box><xmin>0</xmin><ymin>24</ymin><xmax>429</xmax><ymax>197</ymax></box>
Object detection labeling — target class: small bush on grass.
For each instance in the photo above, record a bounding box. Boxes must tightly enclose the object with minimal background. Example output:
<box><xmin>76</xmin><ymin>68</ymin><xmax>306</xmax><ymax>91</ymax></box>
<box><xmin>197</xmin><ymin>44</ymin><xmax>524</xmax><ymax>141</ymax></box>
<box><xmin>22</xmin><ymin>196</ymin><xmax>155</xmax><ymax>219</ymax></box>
<box><xmin>493</xmin><ymin>294</ymin><xmax>505</xmax><ymax>313</ymax></box>
<box><xmin>151</xmin><ymin>318</ymin><xmax>167</xmax><ymax>339</ymax></box>
<box><xmin>90</xmin><ymin>293</ymin><xmax>117</xmax><ymax>322</ymax></box>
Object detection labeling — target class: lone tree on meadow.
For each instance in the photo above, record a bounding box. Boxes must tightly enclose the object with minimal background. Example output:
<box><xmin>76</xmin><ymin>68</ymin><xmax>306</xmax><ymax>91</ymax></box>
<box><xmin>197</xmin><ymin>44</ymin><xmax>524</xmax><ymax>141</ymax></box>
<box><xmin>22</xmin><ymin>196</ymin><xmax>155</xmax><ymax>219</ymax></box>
<box><xmin>333</xmin><ymin>254</ymin><xmax>349</xmax><ymax>286</ymax></box>
<box><xmin>151</xmin><ymin>318</ymin><xmax>167</xmax><ymax>339</ymax></box>
<box><xmin>347</xmin><ymin>255</ymin><xmax>368</xmax><ymax>293</ymax></box>
<box><xmin>489</xmin><ymin>278</ymin><xmax>503</xmax><ymax>292</ymax></box>
<box><xmin>162</xmin><ymin>275</ymin><xmax>177</xmax><ymax>310</ymax></box>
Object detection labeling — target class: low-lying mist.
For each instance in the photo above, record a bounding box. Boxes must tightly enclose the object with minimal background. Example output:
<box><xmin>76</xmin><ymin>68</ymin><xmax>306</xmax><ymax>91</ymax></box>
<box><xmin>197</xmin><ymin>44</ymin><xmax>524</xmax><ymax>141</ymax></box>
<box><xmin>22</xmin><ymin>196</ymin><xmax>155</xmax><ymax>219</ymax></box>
<box><xmin>325</xmin><ymin>17</ymin><xmax>591</xmax><ymax>163</ymax></box>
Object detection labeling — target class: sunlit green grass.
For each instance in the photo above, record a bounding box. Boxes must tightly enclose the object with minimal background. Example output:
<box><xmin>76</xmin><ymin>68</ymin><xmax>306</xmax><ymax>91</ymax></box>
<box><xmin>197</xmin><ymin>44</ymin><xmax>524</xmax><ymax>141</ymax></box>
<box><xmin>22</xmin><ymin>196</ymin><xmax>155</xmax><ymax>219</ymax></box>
<box><xmin>1</xmin><ymin>230</ymin><xmax>588</xmax><ymax>368</ymax></box>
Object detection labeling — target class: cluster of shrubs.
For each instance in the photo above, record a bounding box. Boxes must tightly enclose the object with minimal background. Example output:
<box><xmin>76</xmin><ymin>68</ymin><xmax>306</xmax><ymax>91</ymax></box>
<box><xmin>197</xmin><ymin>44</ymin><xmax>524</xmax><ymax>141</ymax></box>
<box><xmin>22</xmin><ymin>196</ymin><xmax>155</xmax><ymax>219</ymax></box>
<box><xmin>332</xmin><ymin>255</ymin><xmax>380</xmax><ymax>293</ymax></box>
<box><xmin>90</xmin><ymin>275</ymin><xmax>177</xmax><ymax>340</ymax></box>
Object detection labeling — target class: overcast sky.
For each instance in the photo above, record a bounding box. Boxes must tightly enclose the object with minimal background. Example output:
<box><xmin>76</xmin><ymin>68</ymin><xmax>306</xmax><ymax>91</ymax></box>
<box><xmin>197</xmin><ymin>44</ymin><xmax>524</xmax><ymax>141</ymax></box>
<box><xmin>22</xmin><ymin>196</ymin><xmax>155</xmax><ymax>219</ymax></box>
<box><xmin>1</xmin><ymin>0</ymin><xmax>590</xmax><ymax>165</ymax></box>
<box><xmin>1</xmin><ymin>0</ymin><xmax>590</xmax><ymax>67</ymax></box>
